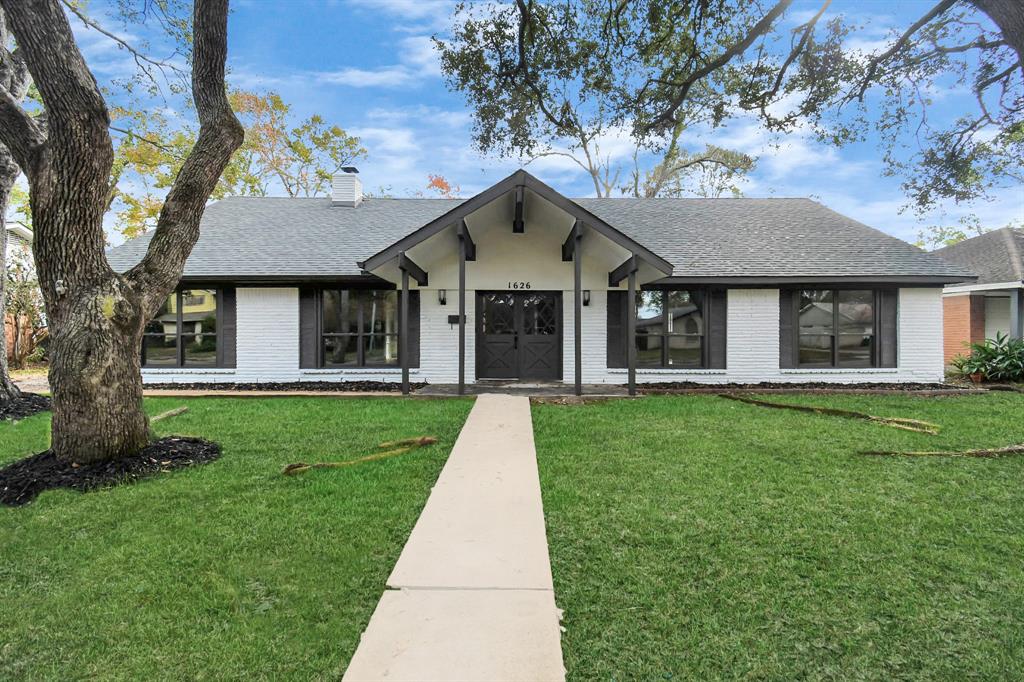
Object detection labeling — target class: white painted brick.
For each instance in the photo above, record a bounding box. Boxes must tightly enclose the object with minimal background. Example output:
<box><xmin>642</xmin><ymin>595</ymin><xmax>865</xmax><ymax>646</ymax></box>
<box><xmin>145</xmin><ymin>286</ymin><xmax>947</xmax><ymax>386</ymax></box>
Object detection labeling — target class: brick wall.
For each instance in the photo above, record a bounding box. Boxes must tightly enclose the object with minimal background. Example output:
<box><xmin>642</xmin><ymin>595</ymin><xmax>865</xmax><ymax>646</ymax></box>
<box><xmin>943</xmin><ymin>294</ymin><xmax>985</xmax><ymax>364</ymax></box>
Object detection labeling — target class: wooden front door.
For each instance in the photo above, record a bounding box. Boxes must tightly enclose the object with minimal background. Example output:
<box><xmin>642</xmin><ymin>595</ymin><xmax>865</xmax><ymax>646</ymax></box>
<box><xmin>476</xmin><ymin>291</ymin><xmax>562</xmax><ymax>380</ymax></box>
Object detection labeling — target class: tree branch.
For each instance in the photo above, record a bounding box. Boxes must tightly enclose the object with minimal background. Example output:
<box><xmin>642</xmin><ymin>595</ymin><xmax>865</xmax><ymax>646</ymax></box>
<box><xmin>851</xmin><ymin>0</ymin><xmax>958</xmax><ymax>102</ymax></box>
<box><xmin>642</xmin><ymin>0</ymin><xmax>794</xmax><ymax>134</ymax></box>
<box><xmin>126</xmin><ymin>0</ymin><xmax>243</xmax><ymax>311</ymax></box>
<box><xmin>59</xmin><ymin>0</ymin><xmax>187</xmax><ymax>87</ymax></box>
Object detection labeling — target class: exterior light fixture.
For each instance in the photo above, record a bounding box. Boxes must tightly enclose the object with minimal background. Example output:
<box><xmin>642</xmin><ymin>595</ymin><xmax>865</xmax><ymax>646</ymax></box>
<box><xmin>438</xmin><ymin>289</ymin><xmax>447</xmax><ymax>306</ymax></box>
<box><xmin>583</xmin><ymin>290</ymin><xmax>591</xmax><ymax>306</ymax></box>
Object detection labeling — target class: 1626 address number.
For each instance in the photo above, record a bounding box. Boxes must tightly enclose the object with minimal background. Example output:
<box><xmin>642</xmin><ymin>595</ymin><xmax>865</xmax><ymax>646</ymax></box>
<box><xmin>508</xmin><ymin>281</ymin><xmax>532</xmax><ymax>289</ymax></box>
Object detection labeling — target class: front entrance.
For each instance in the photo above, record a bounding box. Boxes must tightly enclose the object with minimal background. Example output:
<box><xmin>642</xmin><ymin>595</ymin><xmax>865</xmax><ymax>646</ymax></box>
<box><xmin>476</xmin><ymin>291</ymin><xmax>562</xmax><ymax>380</ymax></box>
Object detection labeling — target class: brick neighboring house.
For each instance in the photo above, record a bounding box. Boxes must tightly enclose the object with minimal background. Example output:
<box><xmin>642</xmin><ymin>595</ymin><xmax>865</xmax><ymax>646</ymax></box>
<box><xmin>935</xmin><ymin>227</ymin><xmax>1024</xmax><ymax>364</ymax></box>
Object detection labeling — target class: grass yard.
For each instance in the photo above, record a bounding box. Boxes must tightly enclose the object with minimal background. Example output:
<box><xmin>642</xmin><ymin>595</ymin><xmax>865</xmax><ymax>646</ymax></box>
<box><xmin>0</xmin><ymin>396</ymin><xmax>471</xmax><ymax>680</ymax></box>
<box><xmin>533</xmin><ymin>393</ymin><xmax>1024</xmax><ymax>680</ymax></box>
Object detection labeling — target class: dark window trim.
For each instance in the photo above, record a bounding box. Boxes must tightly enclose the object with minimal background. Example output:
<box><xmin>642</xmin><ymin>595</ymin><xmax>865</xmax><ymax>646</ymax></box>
<box><xmin>142</xmin><ymin>287</ymin><xmax>224</xmax><ymax>369</ymax></box>
<box><xmin>633</xmin><ymin>287</ymin><xmax>709</xmax><ymax>369</ymax></box>
<box><xmin>315</xmin><ymin>288</ymin><xmax>408</xmax><ymax>369</ymax></box>
<box><xmin>794</xmin><ymin>288</ymin><xmax>880</xmax><ymax>369</ymax></box>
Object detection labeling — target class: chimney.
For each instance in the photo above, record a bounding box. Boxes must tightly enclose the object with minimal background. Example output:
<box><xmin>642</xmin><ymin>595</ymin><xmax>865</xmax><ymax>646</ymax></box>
<box><xmin>332</xmin><ymin>167</ymin><xmax>362</xmax><ymax>207</ymax></box>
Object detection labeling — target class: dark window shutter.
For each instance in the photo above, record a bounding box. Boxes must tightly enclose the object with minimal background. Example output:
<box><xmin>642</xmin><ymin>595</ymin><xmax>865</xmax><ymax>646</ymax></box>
<box><xmin>707</xmin><ymin>288</ymin><xmax>728</xmax><ymax>369</ymax></box>
<box><xmin>407</xmin><ymin>290</ymin><xmax>420</xmax><ymax>369</ymax></box>
<box><xmin>299</xmin><ymin>287</ymin><xmax>319</xmax><ymax>369</ymax></box>
<box><xmin>606</xmin><ymin>290</ymin><xmax>627</xmax><ymax>368</ymax></box>
<box><xmin>220</xmin><ymin>288</ymin><xmax>237</xmax><ymax>368</ymax></box>
<box><xmin>779</xmin><ymin>289</ymin><xmax>796</xmax><ymax>368</ymax></box>
<box><xmin>878</xmin><ymin>288</ymin><xmax>898</xmax><ymax>368</ymax></box>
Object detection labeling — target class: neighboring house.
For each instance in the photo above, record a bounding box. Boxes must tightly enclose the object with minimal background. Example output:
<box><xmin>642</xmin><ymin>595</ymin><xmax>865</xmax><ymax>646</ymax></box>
<box><xmin>106</xmin><ymin>169</ymin><xmax>973</xmax><ymax>394</ymax></box>
<box><xmin>935</xmin><ymin>227</ymin><xmax>1023</xmax><ymax>364</ymax></box>
<box><xmin>4</xmin><ymin>223</ymin><xmax>39</xmax><ymax>364</ymax></box>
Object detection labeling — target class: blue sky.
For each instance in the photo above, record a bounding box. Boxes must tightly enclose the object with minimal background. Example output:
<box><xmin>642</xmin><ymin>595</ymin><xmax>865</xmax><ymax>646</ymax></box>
<box><xmin>72</xmin><ymin>0</ymin><xmax>1023</xmax><ymax>246</ymax></box>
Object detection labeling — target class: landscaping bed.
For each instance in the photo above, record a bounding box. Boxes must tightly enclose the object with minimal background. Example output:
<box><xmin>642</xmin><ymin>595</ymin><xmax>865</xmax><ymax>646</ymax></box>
<box><xmin>534</xmin><ymin>392</ymin><xmax>1024</xmax><ymax>680</ymax></box>
<box><xmin>143</xmin><ymin>380</ymin><xmax>427</xmax><ymax>392</ymax></box>
<box><xmin>0</xmin><ymin>436</ymin><xmax>219</xmax><ymax>507</ymax></box>
<box><xmin>639</xmin><ymin>380</ymin><xmax>973</xmax><ymax>394</ymax></box>
<box><xmin>0</xmin><ymin>392</ymin><xmax>50</xmax><ymax>421</ymax></box>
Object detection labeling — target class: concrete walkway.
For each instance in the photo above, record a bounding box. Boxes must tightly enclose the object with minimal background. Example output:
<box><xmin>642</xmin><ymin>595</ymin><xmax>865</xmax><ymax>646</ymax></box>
<box><xmin>343</xmin><ymin>394</ymin><xmax>565</xmax><ymax>682</ymax></box>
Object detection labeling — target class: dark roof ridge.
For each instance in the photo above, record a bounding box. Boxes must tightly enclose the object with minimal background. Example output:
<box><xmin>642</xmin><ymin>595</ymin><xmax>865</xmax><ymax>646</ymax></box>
<box><xmin>999</xmin><ymin>226</ymin><xmax>1023</xmax><ymax>281</ymax></box>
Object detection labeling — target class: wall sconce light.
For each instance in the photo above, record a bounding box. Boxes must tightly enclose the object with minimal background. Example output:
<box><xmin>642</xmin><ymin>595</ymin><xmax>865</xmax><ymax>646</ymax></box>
<box><xmin>583</xmin><ymin>290</ymin><xmax>591</xmax><ymax>306</ymax></box>
<box><xmin>438</xmin><ymin>289</ymin><xmax>447</xmax><ymax>306</ymax></box>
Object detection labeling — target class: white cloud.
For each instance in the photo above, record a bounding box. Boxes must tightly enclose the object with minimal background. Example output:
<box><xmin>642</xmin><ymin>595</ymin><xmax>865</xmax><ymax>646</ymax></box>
<box><xmin>316</xmin><ymin>66</ymin><xmax>416</xmax><ymax>88</ymax></box>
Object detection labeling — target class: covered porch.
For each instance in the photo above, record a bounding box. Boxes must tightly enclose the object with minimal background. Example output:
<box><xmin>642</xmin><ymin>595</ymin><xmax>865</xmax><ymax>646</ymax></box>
<box><xmin>357</xmin><ymin>170</ymin><xmax>673</xmax><ymax>396</ymax></box>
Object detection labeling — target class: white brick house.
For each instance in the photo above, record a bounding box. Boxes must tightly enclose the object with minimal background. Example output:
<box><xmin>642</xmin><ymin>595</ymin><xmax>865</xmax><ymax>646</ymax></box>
<box><xmin>107</xmin><ymin>169</ymin><xmax>972</xmax><ymax>394</ymax></box>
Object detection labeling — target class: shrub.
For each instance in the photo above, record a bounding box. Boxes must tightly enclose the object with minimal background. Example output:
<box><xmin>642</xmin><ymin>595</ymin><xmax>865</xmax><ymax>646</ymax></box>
<box><xmin>952</xmin><ymin>333</ymin><xmax>1024</xmax><ymax>382</ymax></box>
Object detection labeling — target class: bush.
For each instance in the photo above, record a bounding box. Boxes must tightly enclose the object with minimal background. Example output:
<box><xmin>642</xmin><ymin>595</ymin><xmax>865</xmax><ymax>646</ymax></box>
<box><xmin>952</xmin><ymin>333</ymin><xmax>1024</xmax><ymax>382</ymax></box>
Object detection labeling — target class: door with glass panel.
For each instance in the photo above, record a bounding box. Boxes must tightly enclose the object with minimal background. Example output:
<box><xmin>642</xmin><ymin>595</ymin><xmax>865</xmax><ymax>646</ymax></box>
<box><xmin>476</xmin><ymin>291</ymin><xmax>561</xmax><ymax>380</ymax></box>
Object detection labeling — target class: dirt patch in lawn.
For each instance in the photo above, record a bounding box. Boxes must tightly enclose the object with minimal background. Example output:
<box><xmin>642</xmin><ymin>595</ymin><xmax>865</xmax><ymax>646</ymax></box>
<box><xmin>0</xmin><ymin>436</ymin><xmax>220</xmax><ymax>507</ymax></box>
<box><xmin>143</xmin><ymin>380</ymin><xmax>426</xmax><ymax>393</ymax></box>
<box><xmin>0</xmin><ymin>393</ymin><xmax>51</xmax><ymax>421</ymax></box>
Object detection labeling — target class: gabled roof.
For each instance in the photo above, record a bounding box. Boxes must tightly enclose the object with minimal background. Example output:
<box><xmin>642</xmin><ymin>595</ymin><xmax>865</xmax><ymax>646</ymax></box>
<box><xmin>106</xmin><ymin>176</ymin><xmax>975</xmax><ymax>284</ymax></box>
<box><xmin>934</xmin><ymin>227</ymin><xmax>1023</xmax><ymax>285</ymax></box>
<box><xmin>358</xmin><ymin>170</ymin><xmax>673</xmax><ymax>276</ymax></box>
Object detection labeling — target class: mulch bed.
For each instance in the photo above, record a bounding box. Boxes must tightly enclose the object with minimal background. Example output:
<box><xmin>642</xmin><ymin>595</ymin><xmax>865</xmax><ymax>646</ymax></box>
<box><xmin>143</xmin><ymin>380</ymin><xmax>426</xmax><ymax>393</ymax></box>
<box><xmin>639</xmin><ymin>381</ymin><xmax>980</xmax><ymax>395</ymax></box>
<box><xmin>0</xmin><ymin>393</ymin><xmax>51</xmax><ymax>421</ymax></box>
<box><xmin>0</xmin><ymin>436</ymin><xmax>220</xmax><ymax>507</ymax></box>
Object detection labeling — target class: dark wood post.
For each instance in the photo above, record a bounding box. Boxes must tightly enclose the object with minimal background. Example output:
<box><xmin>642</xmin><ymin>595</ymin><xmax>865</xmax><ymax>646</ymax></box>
<box><xmin>401</xmin><ymin>267</ymin><xmax>410</xmax><ymax>395</ymax></box>
<box><xmin>573</xmin><ymin>222</ymin><xmax>582</xmax><ymax>396</ymax></box>
<box><xmin>1012</xmin><ymin>288</ymin><xmax>1024</xmax><ymax>340</ymax></box>
<box><xmin>627</xmin><ymin>268</ymin><xmax>637</xmax><ymax>396</ymax></box>
<box><xmin>458</xmin><ymin>231</ymin><xmax>467</xmax><ymax>394</ymax></box>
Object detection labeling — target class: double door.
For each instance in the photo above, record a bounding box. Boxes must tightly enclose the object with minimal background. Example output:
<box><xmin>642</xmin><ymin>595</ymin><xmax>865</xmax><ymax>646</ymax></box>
<box><xmin>476</xmin><ymin>291</ymin><xmax>562</xmax><ymax>380</ymax></box>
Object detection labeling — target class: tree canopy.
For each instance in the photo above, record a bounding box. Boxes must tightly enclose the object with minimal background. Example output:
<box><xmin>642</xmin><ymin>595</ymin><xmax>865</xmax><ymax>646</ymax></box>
<box><xmin>438</xmin><ymin>0</ymin><xmax>1022</xmax><ymax>212</ymax></box>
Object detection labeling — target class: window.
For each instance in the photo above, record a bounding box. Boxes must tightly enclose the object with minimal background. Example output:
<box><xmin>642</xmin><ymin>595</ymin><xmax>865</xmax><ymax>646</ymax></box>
<box><xmin>797</xmin><ymin>289</ymin><xmax>875</xmax><ymax>368</ymax></box>
<box><xmin>142</xmin><ymin>289</ymin><xmax>219</xmax><ymax>367</ymax></box>
<box><xmin>321</xmin><ymin>289</ymin><xmax>399</xmax><ymax>367</ymax></box>
<box><xmin>634</xmin><ymin>289</ymin><xmax>705</xmax><ymax>368</ymax></box>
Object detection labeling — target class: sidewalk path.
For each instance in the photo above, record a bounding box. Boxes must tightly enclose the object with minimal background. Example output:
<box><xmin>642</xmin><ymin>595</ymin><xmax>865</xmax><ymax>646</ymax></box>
<box><xmin>343</xmin><ymin>394</ymin><xmax>565</xmax><ymax>682</ymax></box>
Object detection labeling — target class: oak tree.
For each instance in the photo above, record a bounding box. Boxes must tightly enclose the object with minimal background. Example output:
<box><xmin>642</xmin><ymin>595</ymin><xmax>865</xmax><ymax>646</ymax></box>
<box><xmin>438</xmin><ymin>0</ymin><xmax>1022</xmax><ymax>210</ymax></box>
<box><xmin>0</xmin><ymin>0</ymin><xmax>243</xmax><ymax>462</ymax></box>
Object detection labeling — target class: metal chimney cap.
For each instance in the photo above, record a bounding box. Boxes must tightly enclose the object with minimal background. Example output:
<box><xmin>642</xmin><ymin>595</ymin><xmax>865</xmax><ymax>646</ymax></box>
<box><xmin>340</xmin><ymin>166</ymin><xmax>359</xmax><ymax>174</ymax></box>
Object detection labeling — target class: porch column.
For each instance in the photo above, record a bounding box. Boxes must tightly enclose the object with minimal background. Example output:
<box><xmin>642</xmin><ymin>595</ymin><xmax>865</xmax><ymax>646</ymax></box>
<box><xmin>573</xmin><ymin>222</ymin><xmax>583</xmax><ymax>396</ymax></box>
<box><xmin>401</xmin><ymin>268</ymin><xmax>410</xmax><ymax>395</ymax></box>
<box><xmin>1012</xmin><ymin>288</ymin><xmax>1024</xmax><ymax>340</ymax></box>
<box><xmin>458</xmin><ymin>228</ymin><xmax>467</xmax><ymax>394</ymax></box>
<box><xmin>627</xmin><ymin>268</ymin><xmax>637</xmax><ymax>396</ymax></box>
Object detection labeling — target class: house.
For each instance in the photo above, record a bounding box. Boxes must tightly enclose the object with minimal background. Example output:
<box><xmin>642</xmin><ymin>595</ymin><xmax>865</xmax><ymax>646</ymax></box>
<box><xmin>106</xmin><ymin>169</ymin><xmax>973</xmax><ymax>394</ymax></box>
<box><xmin>5</xmin><ymin>222</ymin><xmax>39</xmax><ymax>364</ymax></box>
<box><xmin>935</xmin><ymin>227</ymin><xmax>1023</xmax><ymax>363</ymax></box>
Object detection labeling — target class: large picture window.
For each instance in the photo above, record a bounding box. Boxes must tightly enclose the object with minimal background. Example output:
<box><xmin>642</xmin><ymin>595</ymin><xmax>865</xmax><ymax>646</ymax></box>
<box><xmin>797</xmin><ymin>289</ymin><xmax>875</xmax><ymax>367</ymax></box>
<box><xmin>142</xmin><ymin>289</ymin><xmax>219</xmax><ymax>367</ymax></box>
<box><xmin>634</xmin><ymin>289</ymin><xmax>705</xmax><ymax>368</ymax></box>
<box><xmin>321</xmin><ymin>289</ymin><xmax>399</xmax><ymax>367</ymax></box>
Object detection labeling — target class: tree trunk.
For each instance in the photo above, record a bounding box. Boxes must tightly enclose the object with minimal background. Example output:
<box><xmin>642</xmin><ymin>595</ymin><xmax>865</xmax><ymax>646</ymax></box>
<box><xmin>0</xmin><ymin>0</ymin><xmax>242</xmax><ymax>463</ymax></box>
<box><xmin>970</xmin><ymin>0</ymin><xmax>1024</xmax><ymax>68</ymax></box>
<box><xmin>0</xmin><ymin>147</ymin><xmax>23</xmax><ymax>402</ymax></box>
<box><xmin>48</xmin><ymin>279</ymin><xmax>149</xmax><ymax>461</ymax></box>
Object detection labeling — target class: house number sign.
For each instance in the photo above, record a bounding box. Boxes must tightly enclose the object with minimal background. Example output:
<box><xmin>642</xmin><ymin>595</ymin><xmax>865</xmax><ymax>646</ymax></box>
<box><xmin>508</xmin><ymin>281</ymin><xmax>532</xmax><ymax>290</ymax></box>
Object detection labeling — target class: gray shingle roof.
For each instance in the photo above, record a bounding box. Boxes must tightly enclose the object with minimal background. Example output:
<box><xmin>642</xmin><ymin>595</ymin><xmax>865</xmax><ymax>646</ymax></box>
<box><xmin>933</xmin><ymin>227</ymin><xmax>1023</xmax><ymax>285</ymax></box>
<box><xmin>106</xmin><ymin>194</ymin><xmax>973</xmax><ymax>281</ymax></box>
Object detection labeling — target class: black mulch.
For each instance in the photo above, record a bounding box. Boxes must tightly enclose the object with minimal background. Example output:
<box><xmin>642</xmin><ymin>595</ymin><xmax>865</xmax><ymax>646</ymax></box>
<box><xmin>0</xmin><ymin>393</ymin><xmax>51</xmax><ymax>421</ymax></box>
<box><xmin>640</xmin><ymin>381</ymin><xmax>975</xmax><ymax>393</ymax></box>
<box><xmin>144</xmin><ymin>380</ymin><xmax>426</xmax><ymax>392</ymax></box>
<box><xmin>0</xmin><ymin>436</ymin><xmax>220</xmax><ymax>507</ymax></box>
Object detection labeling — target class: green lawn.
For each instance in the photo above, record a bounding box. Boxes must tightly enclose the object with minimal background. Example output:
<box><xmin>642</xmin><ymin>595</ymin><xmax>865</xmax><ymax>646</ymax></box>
<box><xmin>0</xmin><ymin>396</ymin><xmax>472</xmax><ymax>680</ymax></box>
<box><xmin>533</xmin><ymin>393</ymin><xmax>1024</xmax><ymax>680</ymax></box>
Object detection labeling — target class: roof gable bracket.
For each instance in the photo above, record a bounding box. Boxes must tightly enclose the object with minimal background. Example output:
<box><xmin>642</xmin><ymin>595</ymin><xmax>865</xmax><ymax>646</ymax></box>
<box><xmin>398</xmin><ymin>252</ymin><xmax>428</xmax><ymax>286</ymax></box>
<box><xmin>457</xmin><ymin>220</ymin><xmax>476</xmax><ymax>261</ymax></box>
<box><xmin>609</xmin><ymin>254</ymin><xmax>639</xmax><ymax>287</ymax></box>
<box><xmin>562</xmin><ymin>220</ymin><xmax>582</xmax><ymax>261</ymax></box>
<box><xmin>513</xmin><ymin>186</ymin><xmax>525</xmax><ymax>233</ymax></box>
